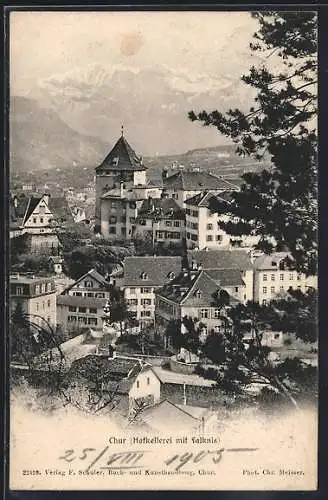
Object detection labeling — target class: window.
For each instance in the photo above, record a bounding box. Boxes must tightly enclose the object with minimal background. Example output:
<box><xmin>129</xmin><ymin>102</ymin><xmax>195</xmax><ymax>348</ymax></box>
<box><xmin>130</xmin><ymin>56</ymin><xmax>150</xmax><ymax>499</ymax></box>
<box><xmin>141</xmin><ymin>287</ymin><xmax>152</xmax><ymax>294</ymax></box>
<box><xmin>74</xmin><ymin>292</ymin><xmax>82</xmax><ymax>297</ymax></box>
<box><xmin>111</xmin><ymin>202</ymin><xmax>117</xmax><ymax>209</ymax></box>
<box><xmin>96</xmin><ymin>292</ymin><xmax>104</xmax><ymax>298</ymax></box>
<box><xmin>88</xmin><ymin>318</ymin><xmax>98</xmax><ymax>326</ymax></box>
<box><xmin>89</xmin><ymin>308</ymin><xmax>97</xmax><ymax>314</ymax></box>
<box><xmin>280</xmin><ymin>274</ymin><xmax>284</xmax><ymax>281</ymax></box>
<box><xmin>42</xmin><ymin>301</ymin><xmax>45</xmax><ymax>310</ymax></box>
<box><xmin>214</xmin><ymin>308</ymin><xmax>220</xmax><ymax>319</ymax></box>
<box><xmin>280</xmin><ymin>286</ymin><xmax>284</xmax><ymax>291</ymax></box>
<box><xmin>136</xmin><ymin>381</ymin><xmax>140</xmax><ymax>389</ymax></box>
<box><xmin>216</xmin><ymin>235</ymin><xmax>223</xmax><ymax>242</ymax></box>
<box><xmin>47</xmin><ymin>299</ymin><xmax>51</xmax><ymax>308</ymax></box>
<box><xmin>207</xmin><ymin>209</ymin><xmax>213</xmax><ymax>217</ymax></box>
<box><xmin>206</xmin><ymin>235</ymin><xmax>213</xmax><ymax>242</ymax></box>
<box><xmin>129</xmin><ymin>288</ymin><xmax>136</xmax><ymax>295</ymax></box>
<box><xmin>271</xmin><ymin>274</ymin><xmax>275</xmax><ymax>281</ymax></box>
<box><xmin>47</xmin><ymin>317</ymin><xmax>51</xmax><ymax>324</ymax></box>
<box><xmin>200</xmin><ymin>309</ymin><xmax>209</xmax><ymax>319</ymax></box>
<box><xmin>186</xmin><ymin>232</ymin><xmax>191</xmax><ymax>239</ymax></box>
<box><xmin>68</xmin><ymin>316</ymin><xmax>77</xmax><ymax>323</ymax></box>
<box><xmin>41</xmin><ymin>284</ymin><xmax>46</xmax><ymax>293</ymax></box>
<box><xmin>130</xmin><ymin>217</ymin><xmax>136</xmax><ymax>224</ymax></box>
<box><xmin>174</xmin><ymin>221</ymin><xmax>180</xmax><ymax>227</ymax></box>
<box><xmin>289</xmin><ymin>273</ymin><xmax>294</xmax><ymax>280</ymax></box>
<box><xmin>16</xmin><ymin>287</ymin><xmax>23</xmax><ymax>295</ymax></box>
<box><xmin>235</xmin><ymin>287</ymin><xmax>239</xmax><ymax>292</ymax></box>
<box><xmin>84</xmin><ymin>281</ymin><xmax>93</xmax><ymax>288</ymax></box>
<box><xmin>271</xmin><ymin>286</ymin><xmax>275</xmax><ymax>293</ymax></box>
<box><xmin>192</xmin><ymin>210</ymin><xmax>198</xmax><ymax>217</ymax></box>
<box><xmin>141</xmin><ymin>298</ymin><xmax>152</xmax><ymax>306</ymax></box>
<box><xmin>263</xmin><ymin>274</ymin><xmax>267</xmax><ymax>281</ymax></box>
<box><xmin>165</xmin><ymin>221</ymin><xmax>172</xmax><ymax>227</ymax></box>
<box><xmin>69</xmin><ymin>306</ymin><xmax>77</xmax><ymax>312</ymax></box>
<box><xmin>147</xmin><ymin>377</ymin><xmax>150</xmax><ymax>385</ymax></box>
<box><xmin>79</xmin><ymin>307</ymin><xmax>86</xmax><ymax>313</ymax></box>
<box><xmin>33</xmin><ymin>217</ymin><xmax>37</xmax><ymax>223</ymax></box>
<box><xmin>195</xmin><ymin>290</ymin><xmax>202</xmax><ymax>299</ymax></box>
<box><xmin>140</xmin><ymin>310</ymin><xmax>151</xmax><ymax>317</ymax></box>
<box><xmin>207</xmin><ymin>223</ymin><xmax>213</xmax><ymax>230</ymax></box>
<box><xmin>87</xmin><ymin>292</ymin><xmax>94</xmax><ymax>297</ymax></box>
<box><xmin>40</xmin><ymin>217</ymin><xmax>44</xmax><ymax>223</ymax></box>
<box><xmin>129</xmin><ymin>202</ymin><xmax>136</xmax><ymax>209</ymax></box>
<box><xmin>109</xmin><ymin>227</ymin><xmax>116</xmax><ymax>234</ymax></box>
<box><xmin>262</xmin><ymin>287</ymin><xmax>267</xmax><ymax>294</ymax></box>
<box><xmin>274</xmin><ymin>333</ymin><xmax>280</xmax><ymax>340</ymax></box>
<box><xmin>191</xmin><ymin>234</ymin><xmax>198</xmax><ymax>241</ymax></box>
<box><xmin>262</xmin><ymin>299</ymin><xmax>267</xmax><ymax>305</ymax></box>
<box><xmin>141</xmin><ymin>272</ymin><xmax>148</xmax><ymax>281</ymax></box>
<box><xmin>36</xmin><ymin>303</ymin><xmax>39</xmax><ymax>312</ymax></box>
<box><xmin>47</xmin><ymin>283</ymin><xmax>52</xmax><ymax>292</ymax></box>
<box><xmin>127</xmin><ymin>299</ymin><xmax>138</xmax><ymax>306</ymax></box>
<box><xmin>186</xmin><ymin>209</ymin><xmax>190</xmax><ymax>215</ymax></box>
<box><xmin>168</xmin><ymin>272</ymin><xmax>175</xmax><ymax>280</ymax></box>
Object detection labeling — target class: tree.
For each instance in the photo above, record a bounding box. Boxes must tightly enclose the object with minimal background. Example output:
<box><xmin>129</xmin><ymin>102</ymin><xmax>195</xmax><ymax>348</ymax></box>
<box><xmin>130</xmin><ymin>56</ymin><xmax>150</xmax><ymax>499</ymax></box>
<box><xmin>189</xmin><ymin>12</ymin><xmax>317</xmax><ymax>275</ymax></box>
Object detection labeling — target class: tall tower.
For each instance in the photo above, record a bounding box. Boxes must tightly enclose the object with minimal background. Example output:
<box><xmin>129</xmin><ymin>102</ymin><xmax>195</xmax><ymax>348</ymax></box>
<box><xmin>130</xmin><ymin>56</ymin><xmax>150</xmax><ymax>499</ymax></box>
<box><xmin>94</xmin><ymin>129</ymin><xmax>147</xmax><ymax>233</ymax></box>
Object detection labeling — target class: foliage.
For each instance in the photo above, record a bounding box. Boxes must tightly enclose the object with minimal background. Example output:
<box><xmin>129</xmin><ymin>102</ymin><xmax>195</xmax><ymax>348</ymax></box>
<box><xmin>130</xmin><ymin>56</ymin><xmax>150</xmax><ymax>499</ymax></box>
<box><xmin>11</xmin><ymin>254</ymin><xmax>52</xmax><ymax>275</ymax></box>
<box><xmin>189</xmin><ymin>12</ymin><xmax>317</xmax><ymax>275</ymax></box>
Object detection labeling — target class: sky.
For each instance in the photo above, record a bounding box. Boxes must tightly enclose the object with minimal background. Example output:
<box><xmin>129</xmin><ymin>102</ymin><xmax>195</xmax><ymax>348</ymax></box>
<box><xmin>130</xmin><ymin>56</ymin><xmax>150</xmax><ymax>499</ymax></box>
<box><xmin>10</xmin><ymin>11</ymin><xmax>265</xmax><ymax>155</ymax></box>
<box><xmin>10</xmin><ymin>11</ymin><xmax>259</xmax><ymax>95</ymax></box>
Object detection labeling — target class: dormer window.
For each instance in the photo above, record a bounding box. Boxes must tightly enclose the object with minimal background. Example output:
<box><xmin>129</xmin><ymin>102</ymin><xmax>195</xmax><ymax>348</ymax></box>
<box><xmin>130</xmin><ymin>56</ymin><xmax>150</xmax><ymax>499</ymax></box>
<box><xmin>141</xmin><ymin>272</ymin><xmax>148</xmax><ymax>281</ymax></box>
<box><xmin>271</xmin><ymin>261</ymin><xmax>277</xmax><ymax>266</ymax></box>
<box><xmin>195</xmin><ymin>289</ymin><xmax>202</xmax><ymax>299</ymax></box>
<box><xmin>112</xmin><ymin>157</ymin><xmax>119</xmax><ymax>167</ymax></box>
<box><xmin>168</xmin><ymin>272</ymin><xmax>175</xmax><ymax>280</ymax></box>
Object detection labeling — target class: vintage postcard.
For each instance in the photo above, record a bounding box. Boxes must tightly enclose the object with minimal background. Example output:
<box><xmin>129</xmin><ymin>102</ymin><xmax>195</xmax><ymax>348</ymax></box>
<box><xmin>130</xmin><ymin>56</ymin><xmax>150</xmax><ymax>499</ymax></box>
<box><xmin>8</xmin><ymin>9</ymin><xmax>318</xmax><ymax>491</ymax></box>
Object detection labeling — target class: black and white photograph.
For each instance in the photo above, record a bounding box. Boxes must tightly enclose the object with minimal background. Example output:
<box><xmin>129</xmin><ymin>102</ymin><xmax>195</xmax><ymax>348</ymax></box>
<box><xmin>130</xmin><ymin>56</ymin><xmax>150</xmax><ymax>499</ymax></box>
<box><xmin>8</xmin><ymin>10</ymin><xmax>318</xmax><ymax>490</ymax></box>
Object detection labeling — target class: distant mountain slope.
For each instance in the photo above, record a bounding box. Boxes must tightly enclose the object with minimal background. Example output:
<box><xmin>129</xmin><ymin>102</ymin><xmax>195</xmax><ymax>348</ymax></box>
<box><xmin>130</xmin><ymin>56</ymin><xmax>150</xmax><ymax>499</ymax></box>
<box><xmin>10</xmin><ymin>96</ymin><xmax>109</xmax><ymax>172</ymax></box>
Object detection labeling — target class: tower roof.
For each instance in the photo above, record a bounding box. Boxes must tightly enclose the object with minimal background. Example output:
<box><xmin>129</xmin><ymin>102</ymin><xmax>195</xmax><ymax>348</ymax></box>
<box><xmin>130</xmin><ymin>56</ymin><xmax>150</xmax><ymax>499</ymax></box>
<box><xmin>96</xmin><ymin>134</ymin><xmax>147</xmax><ymax>172</ymax></box>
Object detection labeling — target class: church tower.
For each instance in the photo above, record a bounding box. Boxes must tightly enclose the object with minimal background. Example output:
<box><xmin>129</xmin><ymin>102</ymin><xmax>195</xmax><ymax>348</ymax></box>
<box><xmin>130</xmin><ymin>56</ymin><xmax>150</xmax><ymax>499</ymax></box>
<box><xmin>94</xmin><ymin>128</ymin><xmax>147</xmax><ymax>232</ymax></box>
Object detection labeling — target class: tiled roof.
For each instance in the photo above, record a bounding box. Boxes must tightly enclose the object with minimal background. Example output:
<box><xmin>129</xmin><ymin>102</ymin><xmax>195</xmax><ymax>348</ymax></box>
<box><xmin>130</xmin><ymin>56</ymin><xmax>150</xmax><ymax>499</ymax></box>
<box><xmin>188</xmin><ymin>249</ymin><xmax>253</xmax><ymax>270</ymax></box>
<box><xmin>156</xmin><ymin>269</ymin><xmax>240</xmax><ymax>307</ymax></box>
<box><xmin>185</xmin><ymin>190</ymin><xmax>233</xmax><ymax>207</ymax></box>
<box><xmin>122</xmin><ymin>256</ymin><xmax>183</xmax><ymax>287</ymax></box>
<box><xmin>23</xmin><ymin>196</ymin><xmax>41</xmax><ymax>224</ymax></box>
<box><xmin>163</xmin><ymin>171</ymin><xmax>238</xmax><ymax>191</ymax></box>
<box><xmin>137</xmin><ymin>198</ymin><xmax>185</xmax><ymax>220</ymax></box>
<box><xmin>96</xmin><ymin>135</ymin><xmax>147</xmax><ymax>172</ymax></box>
<box><xmin>48</xmin><ymin>197</ymin><xmax>74</xmax><ymax>225</ymax></box>
<box><xmin>149</xmin><ymin>366</ymin><xmax>216</xmax><ymax>387</ymax></box>
<box><xmin>69</xmin><ymin>354</ymin><xmax>141</xmax><ymax>381</ymax></box>
<box><xmin>206</xmin><ymin>268</ymin><xmax>245</xmax><ymax>287</ymax></box>
<box><xmin>253</xmin><ymin>252</ymin><xmax>291</xmax><ymax>271</ymax></box>
<box><xmin>61</xmin><ymin>268</ymin><xmax>111</xmax><ymax>294</ymax></box>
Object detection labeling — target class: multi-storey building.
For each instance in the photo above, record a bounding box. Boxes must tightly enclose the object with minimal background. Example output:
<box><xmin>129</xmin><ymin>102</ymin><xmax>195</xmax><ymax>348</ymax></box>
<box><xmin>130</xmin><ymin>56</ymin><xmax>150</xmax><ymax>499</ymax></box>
<box><xmin>185</xmin><ymin>190</ymin><xmax>260</xmax><ymax>251</ymax></box>
<box><xmin>57</xmin><ymin>269</ymin><xmax>112</xmax><ymax>332</ymax></box>
<box><xmin>134</xmin><ymin>197</ymin><xmax>185</xmax><ymax>245</ymax></box>
<box><xmin>187</xmin><ymin>249</ymin><xmax>254</xmax><ymax>302</ymax></box>
<box><xmin>253</xmin><ymin>252</ymin><xmax>318</xmax><ymax>305</ymax></box>
<box><xmin>10</xmin><ymin>274</ymin><xmax>57</xmax><ymax>327</ymax></box>
<box><xmin>162</xmin><ymin>169</ymin><xmax>238</xmax><ymax>208</ymax></box>
<box><xmin>155</xmin><ymin>267</ymin><xmax>241</xmax><ymax>337</ymax></box>
<box><xmin>9</xmin><ymin>192</ymin><xmax>74</xmax><ymax>252</ymax></box>
<box><xmin>96</xmin><ymin>132</ymin><xmax>162</xmax><ymax>237</ymax></box>
<box><xmin>111</xmin><ymin>256</ymin><xmax>183</xmax><ymax>328</ymax></box>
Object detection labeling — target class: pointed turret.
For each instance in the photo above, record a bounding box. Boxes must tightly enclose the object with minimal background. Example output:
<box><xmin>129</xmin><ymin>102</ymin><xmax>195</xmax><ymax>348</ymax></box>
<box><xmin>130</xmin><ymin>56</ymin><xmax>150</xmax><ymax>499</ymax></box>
<box><xmin>96</xmin><ymin>131</ymin><xmax>147</xmax><ymax>173</ymax></box>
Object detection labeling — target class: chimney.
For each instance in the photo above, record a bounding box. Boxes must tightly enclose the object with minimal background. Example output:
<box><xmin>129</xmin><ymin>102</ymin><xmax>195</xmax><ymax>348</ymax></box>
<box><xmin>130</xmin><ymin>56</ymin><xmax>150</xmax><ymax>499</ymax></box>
<box><xmin>120</xmin><ymin>181</ymin><xmax>124</xmax><ymax>198</ymax></box>
<box><xmin>43</xmin><ymin>193</ymin><xmax>50</xmax><ymax>205</ymax></box>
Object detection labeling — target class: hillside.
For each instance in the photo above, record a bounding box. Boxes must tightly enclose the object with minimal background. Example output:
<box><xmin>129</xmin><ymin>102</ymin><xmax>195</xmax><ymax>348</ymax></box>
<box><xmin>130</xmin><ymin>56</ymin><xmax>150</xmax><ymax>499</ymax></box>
<box><xmin>10</xmin><ymin>96</ymin><xmax>109</xmax><ymax>173</ymax></box>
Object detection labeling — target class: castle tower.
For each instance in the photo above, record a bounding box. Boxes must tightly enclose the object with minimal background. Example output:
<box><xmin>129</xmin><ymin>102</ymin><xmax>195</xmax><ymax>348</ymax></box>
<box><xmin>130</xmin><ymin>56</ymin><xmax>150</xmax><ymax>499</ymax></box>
<box><xmin>94</xmin><ymin>128</ymin><xmax>147</xmax><ymax>232</ymax></box>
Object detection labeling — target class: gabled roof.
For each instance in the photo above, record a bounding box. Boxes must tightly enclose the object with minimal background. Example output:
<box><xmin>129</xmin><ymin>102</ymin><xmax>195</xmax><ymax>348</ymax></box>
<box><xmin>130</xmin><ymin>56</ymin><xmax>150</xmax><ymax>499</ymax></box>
<box><xmin>23</xmin><ymin>196</ymin><xmax>42</xmax><ymax>224</ymax></box>
<box><xmin>156</xmin><ymin>269</ymin><xmax>240</xmax><ymax>307</ymax></box>
<box><xmin>60</xmin><ymin>268</ymin><xmax>111</xmax><ymax>295</ymax></box>
<box><xmin>185</xmin><ymin>190</ymin><xmax>233</xmax><ymax>207</ymax></box>
<box><xmin>135</xmin><ymin>399</ymin><xmax>200</xmax><ymax>432</ymax></box>
<box><xmin>48</xmin><ymin>197</ymin><xmax>74</xmax><ymax>225</ymax></box>
<box><xmin>143</xmin><ymin>366</ymin><xmax>216</xmax><ymax>388</ymax></box>
<box><xmin>96</xmin><ymin>135</ymin><xmax>147</xmax><ymax>172</ymax></box>
<box><xmin>137</xmin><ymin>197</ymin><xmax>185</xmax><ymax>221</ymax></box>
<box><xmin>163</xmin><ymin>171</ymin><xmax>238</xmax><ymax>191</ymax></box>
<box><xmin>188</xmin><ymin>249</ymin><xmax>253</xmax><ymax>270</ymax></box>
<box><xmin>122</xmin><ymin>256</ymin><xmax>182</xmax><ymax>287</ymax></box>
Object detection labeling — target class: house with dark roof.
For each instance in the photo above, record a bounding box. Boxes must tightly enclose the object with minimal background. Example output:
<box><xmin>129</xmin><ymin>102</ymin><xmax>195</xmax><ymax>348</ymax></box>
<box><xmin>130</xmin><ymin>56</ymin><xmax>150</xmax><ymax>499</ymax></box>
<box><xmin>112</xmin><ymin>256</ymin><xmax>183</xmax><ymax>328</ymax></box>
<box><xmin>188</xmin><ymin>249</ymin><xmax>254</xmax><ymax>302</ymax></box>
<box><xmin>129</xmin><ymin>365</ymin><xmax>219</xmax><ymax>414</ymax></box>
<box><xmin>155</xmin><ymin>267</ymin><xmax>242</xmax><ymax>338</ymax></box>
<box><xmin>162</xmin><ymin>169</ymin><xmax>239</xmax><ymax>207</ymax></box>
<box><xmin>10</xmin><ymin>192</ymin><xmax>74</xmax><ymax>253</ymax></box>
<box><xmin>134</xmin><ymin>197</ymin><xmax>185</xmax><ymax>245</ymax></box>
<box><xmin>57</xmin><ymin>268</ymin><xmax>113</xmax><ymax>333</ymax></box>
<box><xmin>96</xmin><ymin>132</ymin><xmax>162</xmax><ymax>237</ymax></box>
